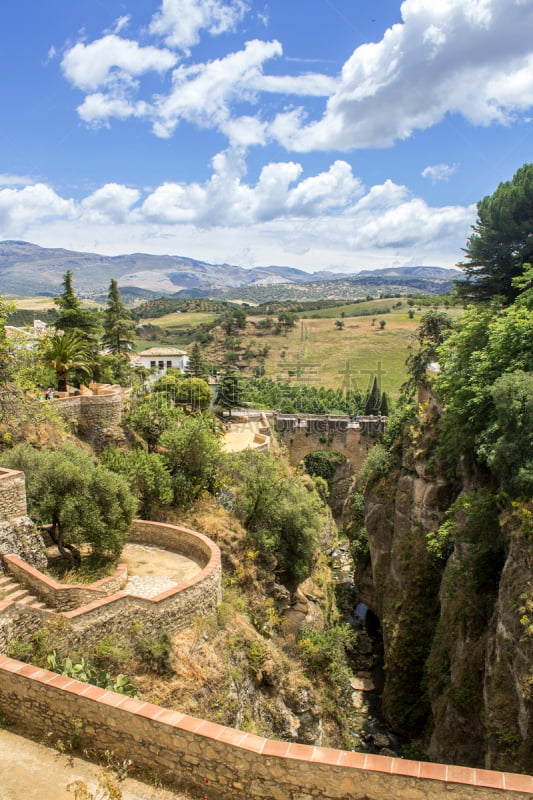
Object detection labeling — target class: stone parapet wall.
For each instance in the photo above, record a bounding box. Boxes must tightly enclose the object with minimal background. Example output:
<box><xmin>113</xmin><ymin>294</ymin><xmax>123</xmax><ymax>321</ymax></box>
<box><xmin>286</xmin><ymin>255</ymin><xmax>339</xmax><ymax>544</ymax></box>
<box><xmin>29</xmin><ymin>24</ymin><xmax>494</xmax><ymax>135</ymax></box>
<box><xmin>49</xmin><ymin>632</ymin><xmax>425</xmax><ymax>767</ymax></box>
<box><xmin>0</xmin><ymin>469</ymin><xmax>27</xmax><ymax>519</ymax></box>
<box><xmin>0</xmin><ymin>521</ymin><xmax>222</xmax><ymax>649</ymax></box>
<box><xmin>2</xmin><ymin>555</ymin><xmax>128</xmax><ymax>611</ymax></box>
<box><xmin>52</xmin><ymin>392</ymin><xmax>124</xmax><ymax>429</ymax></box>
<box><xmin>0</xmin><ymin>654</ymin><xmax>531</xmax><ymax>800</ymax></box>
<box><xmin>129</xmin><ymin>520</ymin><xmax>213</xmax><ymax>567</ymax></box>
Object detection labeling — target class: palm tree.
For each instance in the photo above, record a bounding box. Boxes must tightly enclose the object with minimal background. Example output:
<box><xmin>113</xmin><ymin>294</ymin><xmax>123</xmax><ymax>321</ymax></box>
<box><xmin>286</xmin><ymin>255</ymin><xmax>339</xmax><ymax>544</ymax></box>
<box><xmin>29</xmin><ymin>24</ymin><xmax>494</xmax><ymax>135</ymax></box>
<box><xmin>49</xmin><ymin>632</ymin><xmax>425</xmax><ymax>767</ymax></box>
<box><xmin>42</xmin><ymin>332</ymin><xmax>93</xmax><ymax>392</ymax></box>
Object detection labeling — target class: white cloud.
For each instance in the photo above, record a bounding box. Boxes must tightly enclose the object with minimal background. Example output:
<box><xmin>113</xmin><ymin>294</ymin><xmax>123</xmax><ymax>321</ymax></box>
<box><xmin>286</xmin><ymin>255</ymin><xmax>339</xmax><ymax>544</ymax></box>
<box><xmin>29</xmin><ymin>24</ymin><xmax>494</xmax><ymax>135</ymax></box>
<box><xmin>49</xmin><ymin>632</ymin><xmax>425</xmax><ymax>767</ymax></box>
<box><xmin>0</xmin><ymin>184</ymin><xmax>75</xmax><ymax>234</ymax></box>
<box><xmin>80</xmin><ymin>184</ymin><xmax>141</xmax><ymax>223</ymax></box>
<box><xmin>0</xmin><ymin>161</ymin><xmax>475</xmax><ymax>271</ymax></box>
<box><xmin>422</xmin><ymin>163</ymin><xmax>459</xmax><ymax>182</ymax></box>
<box><xmin>77</xmin><ymin>93</ymin><xmax>149</xmax><ymax>125</ymax></box>
<box><xmin>61</xmin><ymin>35</ymin><xmax>177</xmax><ymax>92</ymax></box>
<box><xmin>253</xmin><ymin>73</ymin><xmax>337</xmax><ymax>96</ymax></box>
<box><xmin>270</xmin><ymin>0</ymin><xmax>533</xmax><ymax>151</ymax></box>
<box><xmin>151</xmin><ymin>39</ymin><xmax>282</xmax><ymax>138</ymax></box>
<box><xmin>0</xmin><ymin>174</ymin><xmax>35</xmax><ymax>187</ymax></box>
<box><xmin>112</xmin><ymin>16</ymin><xmax>130</xmax><ymax>35</ymax></box>
<box><xmin>149</xmin><ymin>0</ymin><xmax>249</xmax><ymax>51</ymax></box>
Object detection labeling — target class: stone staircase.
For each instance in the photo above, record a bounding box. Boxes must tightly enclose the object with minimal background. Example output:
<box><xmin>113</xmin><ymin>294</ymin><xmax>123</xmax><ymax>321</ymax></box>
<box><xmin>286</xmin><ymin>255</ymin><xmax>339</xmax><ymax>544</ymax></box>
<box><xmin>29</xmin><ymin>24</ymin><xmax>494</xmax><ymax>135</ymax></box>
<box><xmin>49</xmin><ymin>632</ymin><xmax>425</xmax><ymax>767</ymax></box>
<box><xmin>0</xmin><ymin>572</ymin><xmax>49</xmax><ymax>610</ymax></box>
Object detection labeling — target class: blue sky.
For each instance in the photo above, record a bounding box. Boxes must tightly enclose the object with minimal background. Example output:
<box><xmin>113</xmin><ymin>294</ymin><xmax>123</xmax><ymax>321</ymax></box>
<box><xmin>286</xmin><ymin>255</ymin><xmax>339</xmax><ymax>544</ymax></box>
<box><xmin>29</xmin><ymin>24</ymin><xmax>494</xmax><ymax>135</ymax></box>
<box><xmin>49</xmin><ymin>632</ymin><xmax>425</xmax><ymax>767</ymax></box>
<box><xmin>1</xmin><ymin>0</ymin><xmax>533</xmax><ymax>273</ymax></box>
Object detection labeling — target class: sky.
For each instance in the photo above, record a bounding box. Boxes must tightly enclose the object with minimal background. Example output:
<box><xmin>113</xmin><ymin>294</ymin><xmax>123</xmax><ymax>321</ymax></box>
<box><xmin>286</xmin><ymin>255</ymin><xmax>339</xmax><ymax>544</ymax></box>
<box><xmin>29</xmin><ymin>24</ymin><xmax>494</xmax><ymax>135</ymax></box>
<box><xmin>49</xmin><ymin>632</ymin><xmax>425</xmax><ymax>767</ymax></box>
<box><xmin>1</xmin><ymin>0</ymin><xmax>533</xmax><ymax>274</ymax></box>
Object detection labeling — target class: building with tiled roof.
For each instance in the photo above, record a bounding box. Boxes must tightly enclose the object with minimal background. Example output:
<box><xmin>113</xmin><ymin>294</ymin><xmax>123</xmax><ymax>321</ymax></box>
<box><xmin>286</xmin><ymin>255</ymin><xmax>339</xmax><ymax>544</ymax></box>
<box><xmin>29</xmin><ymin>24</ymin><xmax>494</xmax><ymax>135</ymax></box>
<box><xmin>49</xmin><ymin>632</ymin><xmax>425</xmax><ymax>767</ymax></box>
<box><xmin>137</xmin><ymin>346</ymin><xmax>189</xmax><ymax>376</ymax></box>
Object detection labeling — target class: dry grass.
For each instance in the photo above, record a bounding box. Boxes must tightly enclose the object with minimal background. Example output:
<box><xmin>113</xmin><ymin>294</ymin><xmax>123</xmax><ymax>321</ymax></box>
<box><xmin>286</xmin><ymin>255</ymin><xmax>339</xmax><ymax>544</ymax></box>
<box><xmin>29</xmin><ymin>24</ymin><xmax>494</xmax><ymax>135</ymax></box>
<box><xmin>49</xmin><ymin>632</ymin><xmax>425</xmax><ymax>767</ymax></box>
<box><xmin>139</xmin><ymin>311</ymin><xmax>219</xmax><ymax>328</ymax></box>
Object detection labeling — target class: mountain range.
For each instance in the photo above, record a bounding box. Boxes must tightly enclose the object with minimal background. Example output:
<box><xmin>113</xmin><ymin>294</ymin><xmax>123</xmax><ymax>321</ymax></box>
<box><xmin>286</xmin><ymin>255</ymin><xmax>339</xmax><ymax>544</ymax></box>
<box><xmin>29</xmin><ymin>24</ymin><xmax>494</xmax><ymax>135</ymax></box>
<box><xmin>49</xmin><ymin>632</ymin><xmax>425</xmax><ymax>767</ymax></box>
<box><xmin>0</xmin><ymin>240</ymin><xmax>461</xmax><ymax>299</ymax></box>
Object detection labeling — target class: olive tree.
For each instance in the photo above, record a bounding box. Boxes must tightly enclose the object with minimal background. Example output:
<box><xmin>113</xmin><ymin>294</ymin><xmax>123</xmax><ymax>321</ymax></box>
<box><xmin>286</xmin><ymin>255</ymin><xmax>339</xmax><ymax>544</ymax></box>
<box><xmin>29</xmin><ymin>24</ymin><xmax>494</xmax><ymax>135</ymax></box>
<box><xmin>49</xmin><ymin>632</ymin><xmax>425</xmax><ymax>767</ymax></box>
<box><xmin>2</xmin><ymin>443</ymin><xmax>136</xmax><ymax>565</ymax></box>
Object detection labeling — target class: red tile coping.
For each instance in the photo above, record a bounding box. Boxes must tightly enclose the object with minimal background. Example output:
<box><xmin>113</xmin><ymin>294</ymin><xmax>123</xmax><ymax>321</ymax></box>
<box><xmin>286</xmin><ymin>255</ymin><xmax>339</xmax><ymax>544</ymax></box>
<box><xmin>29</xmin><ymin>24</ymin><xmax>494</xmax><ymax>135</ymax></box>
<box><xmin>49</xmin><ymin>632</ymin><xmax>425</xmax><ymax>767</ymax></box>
<box><xmin>0</xmin><ymin>467</ymin><xmax>24</xmax><ymax>480</ymax></box>
<box><xmin>1</xmin><ymin>653</ymin><xmax>531</xmax><ymax>794</ymax></box>
<box><xmin>0</xmin><ymin>519</ymin><xmax>221</xmax><ymax>618</ymax></box>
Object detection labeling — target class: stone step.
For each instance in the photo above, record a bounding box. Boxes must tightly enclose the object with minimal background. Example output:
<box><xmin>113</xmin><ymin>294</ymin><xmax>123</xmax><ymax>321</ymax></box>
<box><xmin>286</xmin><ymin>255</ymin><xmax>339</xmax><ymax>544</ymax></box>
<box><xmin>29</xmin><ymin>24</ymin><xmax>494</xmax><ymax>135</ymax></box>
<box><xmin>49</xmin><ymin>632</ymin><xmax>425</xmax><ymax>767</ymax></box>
<box><xmin>0</xmin><ymin>579</ymin><xmax>24</xmax><ymax>596</ymax></box>
<box><xmin>4</xmin><ymin>587</ymin><xmax>31</xmax><ymax>603</ymax></box>
<box><xmin>0</xmin><ymin>574</ymin><xmax>51</xmax><ymax>611</ymax></box>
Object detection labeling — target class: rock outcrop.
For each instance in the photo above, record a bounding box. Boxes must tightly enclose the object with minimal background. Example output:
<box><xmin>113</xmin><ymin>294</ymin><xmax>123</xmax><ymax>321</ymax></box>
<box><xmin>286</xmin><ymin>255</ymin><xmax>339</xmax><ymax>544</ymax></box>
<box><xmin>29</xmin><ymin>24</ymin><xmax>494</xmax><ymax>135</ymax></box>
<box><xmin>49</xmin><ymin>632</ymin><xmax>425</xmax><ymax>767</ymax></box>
<box><xmin>355</xmin><ymin>416</ymin><xmax>533</xmax><ymax>772</ymax></box>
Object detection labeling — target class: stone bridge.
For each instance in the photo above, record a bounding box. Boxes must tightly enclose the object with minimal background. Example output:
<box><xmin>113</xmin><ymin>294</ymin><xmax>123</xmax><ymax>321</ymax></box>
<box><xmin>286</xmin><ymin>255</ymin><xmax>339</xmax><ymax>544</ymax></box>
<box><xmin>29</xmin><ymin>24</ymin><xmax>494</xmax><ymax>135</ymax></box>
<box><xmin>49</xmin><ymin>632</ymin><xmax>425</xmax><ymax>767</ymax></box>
<box><xmin>274</xmin><ymin>413</ymin><xmax>385</xmax><ymax>470</ymax></box>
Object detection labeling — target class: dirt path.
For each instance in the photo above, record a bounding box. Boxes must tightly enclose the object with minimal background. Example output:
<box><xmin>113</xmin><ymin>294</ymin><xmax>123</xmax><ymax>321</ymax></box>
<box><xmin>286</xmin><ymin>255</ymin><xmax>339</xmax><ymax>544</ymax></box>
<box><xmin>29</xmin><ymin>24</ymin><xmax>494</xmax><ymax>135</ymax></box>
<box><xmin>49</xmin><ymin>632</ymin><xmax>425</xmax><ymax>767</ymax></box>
<box><xmin>0</xmin><ymin>729</ymin><xmax>193</xmax><ymax>800</ymax></box>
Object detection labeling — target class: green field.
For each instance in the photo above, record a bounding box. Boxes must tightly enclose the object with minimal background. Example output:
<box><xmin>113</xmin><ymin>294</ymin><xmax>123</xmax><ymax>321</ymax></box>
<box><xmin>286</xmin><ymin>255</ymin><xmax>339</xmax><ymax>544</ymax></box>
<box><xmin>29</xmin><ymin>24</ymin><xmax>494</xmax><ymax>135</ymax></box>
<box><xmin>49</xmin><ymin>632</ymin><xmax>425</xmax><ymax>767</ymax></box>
<box><xmin>139</xmin><ymin>311</ymin><xmax>219</xmax><ymax>328</ymax></box>
<box><xmin>294</xmin><ymin>297</ymin><xmax>402</xmax><ymax>318</ymax></box>
<box><xmin>236</xmin><ymin>306</ymin><xmax>462</xmax><ymax>397</ymax></box>
<box><xmin>12</xmin><ymin>296</ymin><xmax>101</xmax><ymax>310</ymax></box>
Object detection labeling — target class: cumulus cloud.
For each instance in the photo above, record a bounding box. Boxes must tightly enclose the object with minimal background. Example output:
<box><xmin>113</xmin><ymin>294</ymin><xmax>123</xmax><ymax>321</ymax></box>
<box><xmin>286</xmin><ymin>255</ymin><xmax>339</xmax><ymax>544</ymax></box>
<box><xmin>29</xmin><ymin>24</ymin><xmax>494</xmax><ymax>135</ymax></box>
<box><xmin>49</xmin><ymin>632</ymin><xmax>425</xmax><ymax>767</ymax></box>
<box><xmin>0</xmin><ymin>159</ymin><xmax>475</xmax><ymax>269</ymax></box>
<box><xmin>0</xmin><ymin>184</ymin><xmax>76</xmax><ymax>234</ymax></box>
<box><xmin>422</xmin><ymin>163</ymin><xmax>459</xmax><ymax>182</ymax></box>
<box><xmin>0</xmin><ymin>174</ymin><xmax>35</xmax><ymax>187</ymax></box>
<box><xmin>61</xmin><ymin>35</ymin><xmax>177</xmax><ymax>92</ymax></box>
<box><xmin>80</xmin><ymin>184</ymin><xmax>141</xmax><ymax>223</ymax></box>
<box><xmin>151</xmin><ymin>39</ymin><xmax>282</xmax><ymax>137</ymax></box>
<box><xmin>77</xmin><ymin>93</ymin><xmax>149</xmax><ymax>125</ymax></box>
<box><xmin>149</xmin><ymin>0</ymin><xmax>249</xmax><ymax>51</ymax></box>
<box><xmin>271</xmin><ymin>0</ymin><xmax>533</xmax><ymax>151</ymax></box>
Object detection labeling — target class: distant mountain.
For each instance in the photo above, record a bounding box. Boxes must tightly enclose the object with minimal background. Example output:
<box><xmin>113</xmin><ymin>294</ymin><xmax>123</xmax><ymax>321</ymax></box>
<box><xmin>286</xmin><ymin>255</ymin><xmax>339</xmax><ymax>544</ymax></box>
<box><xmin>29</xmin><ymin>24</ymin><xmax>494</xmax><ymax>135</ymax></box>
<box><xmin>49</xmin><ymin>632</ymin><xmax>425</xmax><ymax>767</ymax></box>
<box><xmin>0</xmin><ymin>240</ymin><xmax>460</xmax><ymax>299</ymax></box>
<box><xmin>0</xmin><ymin>240</ymin><xmax>320</xmax><ymax>297</ymax></box>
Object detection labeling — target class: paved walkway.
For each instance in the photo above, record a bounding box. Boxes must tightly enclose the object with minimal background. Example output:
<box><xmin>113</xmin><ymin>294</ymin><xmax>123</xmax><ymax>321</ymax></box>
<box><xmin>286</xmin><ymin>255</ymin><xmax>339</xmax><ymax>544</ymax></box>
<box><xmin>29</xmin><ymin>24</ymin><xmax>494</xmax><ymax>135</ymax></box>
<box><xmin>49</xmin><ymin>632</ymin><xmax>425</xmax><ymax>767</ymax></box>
<box><xmin>0</xmin><ymin>729</ymin><xmax>192</xmax><ymax>800</ymax></box>
<box><xmin>222</xmin><ymin>419</ymin><xmax>263</xmax><ymax>452</ymax></box>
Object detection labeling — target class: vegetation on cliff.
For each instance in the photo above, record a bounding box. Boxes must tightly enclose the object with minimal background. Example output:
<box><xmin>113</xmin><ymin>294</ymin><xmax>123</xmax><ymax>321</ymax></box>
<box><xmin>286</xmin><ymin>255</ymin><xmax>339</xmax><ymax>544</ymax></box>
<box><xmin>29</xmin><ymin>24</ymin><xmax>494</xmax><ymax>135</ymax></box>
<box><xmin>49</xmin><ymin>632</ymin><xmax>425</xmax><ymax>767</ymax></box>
<box><xmin>350</xmin><ymin>163</ymin><xmax>533</xmax><ymax>771</ymax></box>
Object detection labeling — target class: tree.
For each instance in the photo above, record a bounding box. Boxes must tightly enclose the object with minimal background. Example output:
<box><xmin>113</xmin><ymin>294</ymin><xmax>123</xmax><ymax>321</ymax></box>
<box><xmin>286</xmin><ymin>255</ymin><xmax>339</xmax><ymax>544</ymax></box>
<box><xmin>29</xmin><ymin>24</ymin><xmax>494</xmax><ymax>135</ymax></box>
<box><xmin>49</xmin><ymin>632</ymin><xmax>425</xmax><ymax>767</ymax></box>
<box><xmin>437</xmin><ymin>300</ymin><xmax>533</xmax><ymax>462</ymax></box>
<box><xmin>124</xmin><ymin>393</ymin><xmax>180</xmax><ymax>451</ymax></box>
<box><xmin>186</xmin><ymin>342</ymin><xmax>208</xmax><ymax>379</ymax></box>
<box><xmin>478</xmin><ymin>371</ymin><xmax>533</xmax><ymax>497</ymax></box>
<box><xmin>226</xmin><ymin>451</ymin><xmax>322</xmax><ymax>590</ymax></box>
<box><xmin>53</xmin><ymin>271</ymin><xmax>101</xmax><ymax>341</ymax></box>
<box><xmin>335</xmin><ymin>319</ymin><xmax>345</xmax><ymax>330</ymax></box>
<box><xmin>402</xmin><ymin>310</ymin><xmax>453</xmax><ymax>395</ymax></box>
<box><xmin>41</xmin><ymin>331</ymin><xmax>94</xmax><ymax>392</ymax></box>
<box><xmin>161</xmin><ymin>413</ymin><xmax>222</xmax><ymax>505</ymax></box>
<box><xmin>379</xmin><ymin>319</ymin><xmax>386</xmax><ymax>330</ymax></box>
<box><xmin>101</xmin><ymin>447</ymin><xmax>173</xmax><ymax>517</ymax></box>
<box><xmin>456</xmin><ymin>163</ymin><xmax>533</xmax><ymax>305</ymax></box>
<box><xmin>365</xmin><ymin>376</ymin><xmax>381</xmax><ymax>415</ymax></box>
<box><xmin>102</xmin><ymin>279</ymin><xmax>135</xmax><ymax>355</ymax></box>
<box><xmin>174</xmin><ymin>377</ymin><xmax>211</xmax><ymax>410</ymax></box>
<box><xmin>1</xmin><ymin>443</ymin><xmax>136</xmax><ymax>565</ymax></box>
<box><xmin>216</xmin><ymin>366</ymin><xmax>243</xmax><ymax>414</ymax></box>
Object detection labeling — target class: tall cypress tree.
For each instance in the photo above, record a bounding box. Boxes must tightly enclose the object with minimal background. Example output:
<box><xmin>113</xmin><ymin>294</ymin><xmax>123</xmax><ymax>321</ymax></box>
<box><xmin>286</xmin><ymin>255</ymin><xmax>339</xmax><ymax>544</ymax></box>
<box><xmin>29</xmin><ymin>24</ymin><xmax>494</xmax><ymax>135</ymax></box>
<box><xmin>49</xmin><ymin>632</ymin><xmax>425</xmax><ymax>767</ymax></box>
<box><xmin>102</xmin><ymin>279</ymin><xmax>136</xmax><ymax>354</ymax></box>
<box><xmin>365</xmin><ymin>376</ymin><xmax>381</xmax><ymax>415</ymax></box>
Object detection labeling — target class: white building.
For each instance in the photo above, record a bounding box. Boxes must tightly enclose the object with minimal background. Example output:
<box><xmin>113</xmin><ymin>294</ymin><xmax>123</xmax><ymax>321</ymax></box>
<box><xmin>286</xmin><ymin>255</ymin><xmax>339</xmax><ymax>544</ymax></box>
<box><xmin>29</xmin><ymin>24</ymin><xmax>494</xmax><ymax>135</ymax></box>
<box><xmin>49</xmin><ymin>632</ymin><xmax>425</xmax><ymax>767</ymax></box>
<box><xmin>137</xmin><ymin>346</ymin><xmax>189</xmax><ymax>377</ymax></box>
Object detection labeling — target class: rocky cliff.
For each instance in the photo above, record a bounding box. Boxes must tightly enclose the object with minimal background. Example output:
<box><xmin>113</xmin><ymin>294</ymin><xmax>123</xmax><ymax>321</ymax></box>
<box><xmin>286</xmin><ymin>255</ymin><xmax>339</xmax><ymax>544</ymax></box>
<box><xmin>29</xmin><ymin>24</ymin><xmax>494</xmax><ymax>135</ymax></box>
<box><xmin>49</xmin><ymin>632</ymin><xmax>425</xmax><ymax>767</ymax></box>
<box><xmin>354</xmin><ymin>407</ymin><xmax>533</xmax><ymax>772</ymax></box>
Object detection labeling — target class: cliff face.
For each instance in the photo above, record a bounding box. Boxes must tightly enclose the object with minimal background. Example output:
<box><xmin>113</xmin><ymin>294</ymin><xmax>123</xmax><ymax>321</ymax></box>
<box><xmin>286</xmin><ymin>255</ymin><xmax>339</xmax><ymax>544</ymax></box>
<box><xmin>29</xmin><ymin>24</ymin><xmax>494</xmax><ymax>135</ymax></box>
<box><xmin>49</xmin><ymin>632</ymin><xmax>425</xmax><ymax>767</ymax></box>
<box><xmin>358</xmin><ymin>421</ymin><xmax>533</xmax><ymax>772</ymax></box>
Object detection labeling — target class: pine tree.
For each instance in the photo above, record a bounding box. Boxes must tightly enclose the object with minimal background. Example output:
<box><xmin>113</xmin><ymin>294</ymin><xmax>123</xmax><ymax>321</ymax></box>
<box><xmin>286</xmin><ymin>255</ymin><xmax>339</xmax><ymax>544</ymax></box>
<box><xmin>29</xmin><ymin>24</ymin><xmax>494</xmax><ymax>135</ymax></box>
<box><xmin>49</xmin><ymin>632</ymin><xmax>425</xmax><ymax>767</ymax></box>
<box><xmin>456</xmin><ymin>163</ymin><xmax>533</xmax><ymax>305</ymax></box>
<box><xmin>216</xmin><ymin>366</ymin><xmax>243</xmax><ymax>415</ymax></box>
<box><xmin>186</xmin><ymin>342</ymin><xmax>208</xmax><ymax>379</ymax></box>
<box><xmin>54</xmin><ymin>271</ymin><xmax>101</xmax><ymax>341</ymax></box>
<box><xmin>102</xmin><ymin>279</ymin><xmax>136</xmax><ymax>354</ymax></box>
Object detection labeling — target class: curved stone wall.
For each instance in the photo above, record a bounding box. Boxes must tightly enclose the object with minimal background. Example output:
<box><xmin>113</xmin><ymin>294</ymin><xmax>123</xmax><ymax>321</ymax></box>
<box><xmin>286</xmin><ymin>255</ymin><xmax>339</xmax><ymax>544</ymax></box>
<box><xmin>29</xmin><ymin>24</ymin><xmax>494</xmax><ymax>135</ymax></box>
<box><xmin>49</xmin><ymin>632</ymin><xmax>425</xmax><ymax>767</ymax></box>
<box><xmin>0</xmin><ymin>520</ymin><xmax>222</xmax><ymax>650</ymax></box>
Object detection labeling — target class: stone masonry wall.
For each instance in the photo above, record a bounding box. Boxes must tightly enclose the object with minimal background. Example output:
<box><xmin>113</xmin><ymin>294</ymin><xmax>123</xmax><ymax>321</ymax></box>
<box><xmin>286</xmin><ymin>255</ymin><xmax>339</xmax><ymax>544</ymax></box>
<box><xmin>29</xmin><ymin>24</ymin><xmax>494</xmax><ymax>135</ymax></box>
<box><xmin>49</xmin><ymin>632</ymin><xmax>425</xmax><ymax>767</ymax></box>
<box><xmin>275</xmin><ymin>416</ymin><xmax>381</xmax><ymax>469</ymax></box>
<box><xmin>0</xmin><ymin>520</ymin><xmax>222</xmax><ymax>651</ymax></box>
<box><xmin>0</xmin><ymin>469</ymin><xmax>27</xmax><ymax>519</ymax></box>
<box><xmin>52</xmin><ymin>392</ymin><xmax>123</xmax><ymax>429</ymax></box>
<box><xmin>0</xmin><ymin>655</ymin><xmax>531</xmax><ymax>800</ymax></box>
<box><xmin>0</xmin><ymin>469</ymin><xmax>47</xmax><ymax>572</ymax></box>
<box><xmin>3</xmin><ymin>555</ymin><xmax>128</xmax><ymax>611</ymax></box>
